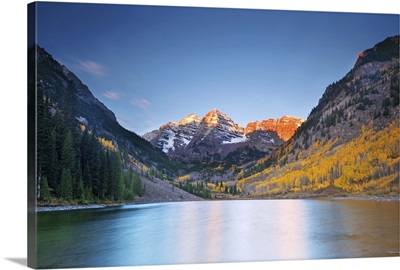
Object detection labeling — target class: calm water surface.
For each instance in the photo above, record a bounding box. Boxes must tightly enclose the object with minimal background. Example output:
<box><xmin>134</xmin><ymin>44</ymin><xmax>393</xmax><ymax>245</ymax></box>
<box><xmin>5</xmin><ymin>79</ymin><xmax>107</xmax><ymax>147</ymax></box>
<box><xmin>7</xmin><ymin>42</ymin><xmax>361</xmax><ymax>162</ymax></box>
<box><xmin>37</xmin><ymin>199</ymin><xmax>399</xmax><ymax>268</ymax></box>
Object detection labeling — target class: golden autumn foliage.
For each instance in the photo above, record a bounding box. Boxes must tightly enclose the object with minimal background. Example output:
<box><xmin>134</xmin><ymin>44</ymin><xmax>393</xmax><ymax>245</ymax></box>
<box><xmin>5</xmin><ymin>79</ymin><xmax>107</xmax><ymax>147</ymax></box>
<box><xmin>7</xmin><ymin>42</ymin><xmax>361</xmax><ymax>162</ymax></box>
<box><xmin>207</xmin><ymin>182</ymin><xmax>226</xmax><ymax>193</ymax></box>
<box><xmin>127</xmin><ymin>154</ymin><xmax>149</xmax><ymax>172</ymax></box>
<box><xmin>98</xmin><ymin>137</ymin><xmax>116</xmax><ymax>151</ymax></box>
<box><xmin>177</xmin><ymin>175</ymin><xmax>191</xmax><ymax>182</ymax></box>
<box><xmin>238</xmin><ymin>120</ymin><xmax>399</xmax><ymax>196</ymax></box>
<box><xmin>207</xmin><ymin>182</ymin><xmax>218</xmax><ymax>191</ymax></box>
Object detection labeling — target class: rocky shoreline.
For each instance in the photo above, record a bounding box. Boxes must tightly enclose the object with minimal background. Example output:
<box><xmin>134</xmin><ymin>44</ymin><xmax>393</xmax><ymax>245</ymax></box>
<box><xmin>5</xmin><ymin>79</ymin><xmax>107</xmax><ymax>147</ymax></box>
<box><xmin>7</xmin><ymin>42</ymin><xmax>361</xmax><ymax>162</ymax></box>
<box><xmin>36</xmin><ymin>195</ymin><xmax>399</xmax><ymax>212</ymax></box>
<box><xmin>36</xmin><ymin>199</ymin><xmax>197</xmax><ymax>212</ymax></box>
<box><xmin>37</xmin><ymin>204</ymin><xmax>108</xmax><ymax>212</ymax></box>
<box><xmin>328</xmin><ymin>196</ymin><xmax>400</xmax><ymax>202</ymax></box>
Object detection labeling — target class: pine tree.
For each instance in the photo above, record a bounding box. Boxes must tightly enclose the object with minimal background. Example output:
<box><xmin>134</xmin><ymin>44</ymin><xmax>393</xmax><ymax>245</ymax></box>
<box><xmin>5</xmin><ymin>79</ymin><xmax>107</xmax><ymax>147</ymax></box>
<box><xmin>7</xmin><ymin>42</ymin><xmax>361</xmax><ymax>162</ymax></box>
<box><xmin>74</xmin><ymin>162</ymin><xmax>83</xmax><ymax>199</ymax></box>
<box><xmin>100</xmin><ymin>150</ymin><xmax>110</xmax><ymax>199</ymax></box>
<box><xmin>108</xmin><ymin>151</ymin><xmax>122</xmax><ymax>200</ymax></box>
<box><xmin>36</xmin><ymin>86</ymin><xmax>53</xmax><ymax>198</ymax></box>
<box><xmin>48</xmin><ymin>129</ymin><xmax>58</xmax><ymax>190</ymax></box>
<box><xmin>232</xmin><ymin>184</ymin><xmax>237</xmax><ymax>195</ymax></box>
<box><xmin>132</xmin><ymin>171</ymin><xmax>143</xmax><ymax>196</ymax></box>
<box><xmin>40</xmin><ymin>176</ymin><xmax>51</xmax><ymax>201</ymax></box>
<box><xmin>89</xmin><ymin>132</ymin><xmax>101</xmax><ymax>197</ymax></box>
<box><xmin>61</xmin><ymin>130</ymin><xmax>76</xmax><ymax>170</ymax></box>
<box><xmin>51</xmin><ymin>111</ymin><xmax>66</xmax><ymax>195</ymax></box>
<box><xmin>77</xmin><ymin>177</ymin><xmax>85</xmax><ymax>201</ymax></box>
<box><xmin>60</xmin><ymin>169</ymin><xmax>73</xmax><ymax>200</ymax></box>
<box><xmin>83</xmin><ymin>162</ymin><xmax>92</xmax><ymax>190</ymax></box>
<box><xmin>84</xmin><ymin>186</ymin><xmax>93</xmax><ymax>202</ymax></box>
<box><xmin>62</xmin><ymin>81</ymin><xmax>78</xmax><ymax>134</ymax></box>
<box><xmin>60</xmin><ymin>130</ymin><xmax>77</xmax><ymax>197</ymax></box>
<box><xmin>115</xmin><ymin>169</ymin><xmax>124</xmax><ymax>201</ymax></box>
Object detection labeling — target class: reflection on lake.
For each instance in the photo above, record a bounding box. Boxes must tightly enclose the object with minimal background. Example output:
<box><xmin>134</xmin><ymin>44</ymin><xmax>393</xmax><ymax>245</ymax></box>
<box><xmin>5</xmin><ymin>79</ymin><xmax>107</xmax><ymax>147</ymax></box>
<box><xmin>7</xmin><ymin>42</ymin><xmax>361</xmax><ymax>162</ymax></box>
<box><xmin>37</xmin><ymin>199</ymin><xmax>399</xmax><ymax>268</ymax></box>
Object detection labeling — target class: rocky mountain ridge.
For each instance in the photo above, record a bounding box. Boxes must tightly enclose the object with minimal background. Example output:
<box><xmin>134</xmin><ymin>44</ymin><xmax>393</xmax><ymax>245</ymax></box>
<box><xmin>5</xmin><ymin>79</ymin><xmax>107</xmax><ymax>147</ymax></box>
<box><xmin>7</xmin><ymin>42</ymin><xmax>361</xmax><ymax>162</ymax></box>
<box><xmin>244</xmin><ymin>116</ymin><xmax>304</xmax><ymax>141</ymax></box>
<box><xmin>143</xmin><ymin>110</ymin><xmax>303</xmax><ymax>163</ymax></box>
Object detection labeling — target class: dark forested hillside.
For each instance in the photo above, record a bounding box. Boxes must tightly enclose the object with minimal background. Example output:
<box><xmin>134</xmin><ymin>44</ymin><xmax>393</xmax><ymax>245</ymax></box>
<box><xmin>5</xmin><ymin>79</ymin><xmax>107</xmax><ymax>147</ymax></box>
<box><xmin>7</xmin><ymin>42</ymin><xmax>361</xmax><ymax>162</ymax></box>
<box><xmin>36</xmin><ymin>46</ymin><xmax>174</xmax><ymax>171</ymax></box>
<box><xmin>32</xmin><ymin>45</ymin><xmax>196</xmax><ymax>204</ymax></box>
<box><xmin>36</xmin><ymin>82</ymin><xmax>145</xmax><ymax>202</ymax></box>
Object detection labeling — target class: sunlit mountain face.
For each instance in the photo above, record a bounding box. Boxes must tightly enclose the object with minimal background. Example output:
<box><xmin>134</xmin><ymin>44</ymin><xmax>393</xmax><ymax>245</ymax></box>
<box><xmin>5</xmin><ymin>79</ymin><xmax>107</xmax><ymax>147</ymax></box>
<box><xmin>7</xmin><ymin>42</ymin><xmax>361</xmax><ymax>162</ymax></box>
<box><xmin>143</xmin><ymin>109</ymin><xmax>303</xmax><ymax>163</ymax></box>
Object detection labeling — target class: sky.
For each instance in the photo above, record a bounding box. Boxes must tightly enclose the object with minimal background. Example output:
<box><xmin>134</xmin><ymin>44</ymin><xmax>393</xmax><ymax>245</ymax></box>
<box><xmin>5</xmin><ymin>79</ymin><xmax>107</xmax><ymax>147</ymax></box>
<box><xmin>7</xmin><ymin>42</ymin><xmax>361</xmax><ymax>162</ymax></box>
<box><xmin>34</xmin><ymin>2</ymin><xmax>399</xmax><ymax>135</ymax></box>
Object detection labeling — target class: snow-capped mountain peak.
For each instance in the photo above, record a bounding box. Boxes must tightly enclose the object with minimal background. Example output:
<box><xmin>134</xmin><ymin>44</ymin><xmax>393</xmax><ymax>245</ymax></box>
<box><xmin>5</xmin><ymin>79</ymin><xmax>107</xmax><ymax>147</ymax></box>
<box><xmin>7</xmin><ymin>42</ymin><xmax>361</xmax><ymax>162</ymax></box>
<box><xmin>203</xmin><ymin>109</ymin><xmax>225</xmax><ymax>126</ymax></box>
<box><xmin>142</xmin><ymin>109</ymin><xmax>303</xmax><ymax>162</ymax></box>
<box><xmin>178</xmin><ymin>113</ymin><xmax>201</xmax><ymax>126</ymax></box>
<box><xmin>160</xmin><ymin>121</ymin><xmax>177</xmax><ymax>130</ymax></box>
<box><xmin>202</xmin><ymin>109</ymin><xmax>244</xmax><ymax>133</ymax></box>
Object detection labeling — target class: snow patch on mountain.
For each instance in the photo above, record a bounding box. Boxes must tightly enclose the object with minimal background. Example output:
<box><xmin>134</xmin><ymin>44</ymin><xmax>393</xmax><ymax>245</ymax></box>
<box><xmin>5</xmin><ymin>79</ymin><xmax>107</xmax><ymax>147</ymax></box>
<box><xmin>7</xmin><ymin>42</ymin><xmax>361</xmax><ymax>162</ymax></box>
<box><xmin>181</xmin><ymin>137</ymin><xmax>191</xmax><ymax>147</ymax></box>
<box><xmin>160</xmin><ymin>129</ymin><xmax>176</xmax><ymax>153</ymax></box>
<box><xmin>142</xmin><ymin>109</ymin><xmax>302</xmax><ymax>162</ymax></box>
<box><xmin>222</xmin><ymin>135</ymin><xmax>248</xmax><ymax>144</ymax></box>
<box><xmin>76</xmin><ymin>116</ymin><xmax>88</xmax><ymax>125</ymax></box>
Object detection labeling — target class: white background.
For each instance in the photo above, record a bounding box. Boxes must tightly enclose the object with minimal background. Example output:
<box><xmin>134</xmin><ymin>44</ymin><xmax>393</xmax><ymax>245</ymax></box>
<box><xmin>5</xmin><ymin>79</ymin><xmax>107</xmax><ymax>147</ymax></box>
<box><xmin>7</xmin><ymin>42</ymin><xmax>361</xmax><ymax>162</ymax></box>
<box><xmin>0</xmin><ymin>0</ymin><xmax>399</xmax><ymax>270</ymax></box>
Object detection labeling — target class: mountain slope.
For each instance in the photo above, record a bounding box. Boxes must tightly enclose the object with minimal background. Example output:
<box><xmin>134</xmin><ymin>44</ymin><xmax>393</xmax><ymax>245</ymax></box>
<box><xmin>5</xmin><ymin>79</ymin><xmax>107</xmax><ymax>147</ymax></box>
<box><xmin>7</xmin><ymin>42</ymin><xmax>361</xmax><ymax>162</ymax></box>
<box><xmin>36</xmin><ymin>45</ymin><xmax>174</xmax><ymax>172</ymax></box>
<box><xmin>33</xmin><ymin>45</ymin><xmax>204</xmax><ymax>204</ymax></box>
<box><xmin>238</xmin><ymin>35</ymin><xmax>400</xmax><ymax>196</ymax></box>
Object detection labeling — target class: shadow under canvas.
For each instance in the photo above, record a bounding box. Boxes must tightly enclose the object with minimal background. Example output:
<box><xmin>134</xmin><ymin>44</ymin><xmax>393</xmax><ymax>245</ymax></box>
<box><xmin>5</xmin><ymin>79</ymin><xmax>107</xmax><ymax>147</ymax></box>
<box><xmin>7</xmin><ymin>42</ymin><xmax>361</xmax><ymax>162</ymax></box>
<box><xmin>6</xmin><ymin>258</ymin><xmax>27</xmax><ymax>267</ymax></box>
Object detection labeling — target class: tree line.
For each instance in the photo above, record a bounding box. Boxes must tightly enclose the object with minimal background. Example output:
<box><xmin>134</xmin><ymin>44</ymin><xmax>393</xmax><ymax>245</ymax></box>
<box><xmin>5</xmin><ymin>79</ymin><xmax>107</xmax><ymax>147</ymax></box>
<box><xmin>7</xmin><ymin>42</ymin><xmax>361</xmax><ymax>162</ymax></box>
<box><xmin>37</xmin><ymin>86</ymin><xmax>143</xmax><ymax>203</ymax></box>
<box><xmin>238</xmin><ymin>120</ymin><xmax>399</xmax><ymax>196</ymax></box>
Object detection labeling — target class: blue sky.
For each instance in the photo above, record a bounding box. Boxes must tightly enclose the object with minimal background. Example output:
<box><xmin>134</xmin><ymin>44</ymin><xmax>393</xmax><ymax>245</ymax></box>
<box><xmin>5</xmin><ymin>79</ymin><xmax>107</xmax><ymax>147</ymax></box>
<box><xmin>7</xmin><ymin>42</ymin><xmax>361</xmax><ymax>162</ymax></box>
<box><xmin>35</xmin><ymin>2</ymin><xmax>399</xmax><ymax>135</ymax></box>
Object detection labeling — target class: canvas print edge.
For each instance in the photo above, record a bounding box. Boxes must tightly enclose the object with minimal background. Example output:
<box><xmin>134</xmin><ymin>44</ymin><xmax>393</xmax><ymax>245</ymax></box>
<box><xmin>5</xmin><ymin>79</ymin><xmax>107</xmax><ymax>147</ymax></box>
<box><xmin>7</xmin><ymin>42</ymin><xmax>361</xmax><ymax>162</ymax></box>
<box><xmin>26</xmin><ymin>1</ymin><xmax>399</xmax><ymax>269</ymax></box>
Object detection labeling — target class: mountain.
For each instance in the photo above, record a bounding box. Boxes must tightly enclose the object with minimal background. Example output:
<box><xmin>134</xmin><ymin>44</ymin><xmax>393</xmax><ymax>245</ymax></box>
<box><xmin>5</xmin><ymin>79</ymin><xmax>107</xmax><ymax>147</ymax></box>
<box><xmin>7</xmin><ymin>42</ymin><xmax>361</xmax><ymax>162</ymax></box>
<box><xmin>32</xmin><ymin>45</ymin><xmax>204</xmax><ymax>204</ymax></box>
<box><xmin>238</xmin><ymin>35</ymin><xmax>400</xmax><ymax>197</ymax></box>
<box><xmin>245</xmin><ymin>116</ymin><xmax>304</xmax><ymax>141</ymax></box>
<box><xmin>143</xmin><ymin>109</ymin><xmax>303</xmax><ymax>163</ymax></box>
<box><xmin>143</xmin><ymin>113</ymin><xmax>202</xmax><ymax>154</ymax></box>
<box><xmin>32</xmin><ymin>34</ymin><xmax>399</xmax><ymax>203</ymax></box>
<box><xmin>36</xmin><ymin>45</ymin><xmax>174</xmax><ymax>170</ymax></box>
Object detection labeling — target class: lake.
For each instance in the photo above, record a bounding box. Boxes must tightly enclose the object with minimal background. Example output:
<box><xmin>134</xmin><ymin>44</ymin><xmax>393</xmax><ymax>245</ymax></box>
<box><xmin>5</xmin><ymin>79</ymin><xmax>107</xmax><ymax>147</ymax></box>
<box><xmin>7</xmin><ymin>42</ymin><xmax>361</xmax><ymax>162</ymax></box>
<box><xmin>37</xmin><ymin>199</ymin><xmax>399</xmax><ymax>268</ymax></box>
